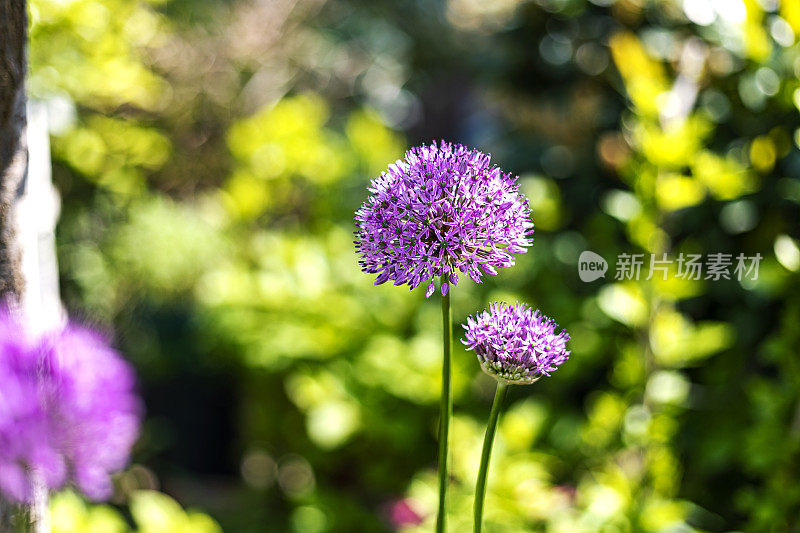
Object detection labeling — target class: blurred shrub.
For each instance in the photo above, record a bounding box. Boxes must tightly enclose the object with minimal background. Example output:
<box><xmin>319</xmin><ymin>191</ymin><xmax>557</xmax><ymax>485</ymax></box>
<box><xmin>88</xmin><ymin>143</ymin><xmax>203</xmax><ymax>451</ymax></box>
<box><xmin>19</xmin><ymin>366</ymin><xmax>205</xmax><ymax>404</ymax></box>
<box><xmin>51</xmin><ymin>490</ymin><xmax>222</xmax><ymax>533</ymax></box>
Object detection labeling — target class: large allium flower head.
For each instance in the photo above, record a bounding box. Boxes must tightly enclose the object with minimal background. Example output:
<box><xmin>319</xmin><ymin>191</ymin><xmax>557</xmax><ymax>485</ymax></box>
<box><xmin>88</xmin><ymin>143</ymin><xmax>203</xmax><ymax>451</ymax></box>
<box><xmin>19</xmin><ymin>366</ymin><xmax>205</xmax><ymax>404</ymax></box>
<box><xmin>0</xmin><ymin>309</ymin><xmax>141</xmax><ymax>502</ymax></box>
<box><xmin>0</xmin><ymin>308</ymin><xmax>66</xmax><ymax>502</ymax></box>
<box><xmin>44</xmin><ymin>324</ymin><xmax>142</xmax><ymax>500</ymax></box>
<box><xmin>354</xmin><ymin>141</ymin><xmax>533</xmax><ymax>297</ymax></box>
<box><xmin>462</xmin><ymin>303</ymin><xmax>570</xmax><ymax>385</ymax></box>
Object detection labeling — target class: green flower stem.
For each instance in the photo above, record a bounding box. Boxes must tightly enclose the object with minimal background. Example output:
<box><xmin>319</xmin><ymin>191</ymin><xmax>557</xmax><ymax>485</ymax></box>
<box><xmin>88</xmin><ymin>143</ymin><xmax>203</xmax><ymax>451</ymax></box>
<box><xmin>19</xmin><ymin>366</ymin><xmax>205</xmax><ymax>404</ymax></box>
<box><xmin>0</xmin><ymin>475</ymin><xmax>48</xmax><ymax>533</ymax></box>
<box><xmin>436</xmin><ymin>279</ymin><xmax>453</xmax><ymax>533</ymax></box>
<box><xmin>474</xmin><ymin>381</ymin><xmax>508</xmax><ymax>533</ymax></box>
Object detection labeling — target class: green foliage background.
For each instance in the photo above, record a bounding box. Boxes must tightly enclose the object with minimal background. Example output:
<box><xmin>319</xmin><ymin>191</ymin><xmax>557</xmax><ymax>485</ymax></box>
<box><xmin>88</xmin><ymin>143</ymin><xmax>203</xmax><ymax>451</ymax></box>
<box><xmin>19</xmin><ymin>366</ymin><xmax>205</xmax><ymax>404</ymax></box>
<box><xmin>28</xmin><ymin>0</ymin><xmax>800</xmax><ymax>530</ymax></box>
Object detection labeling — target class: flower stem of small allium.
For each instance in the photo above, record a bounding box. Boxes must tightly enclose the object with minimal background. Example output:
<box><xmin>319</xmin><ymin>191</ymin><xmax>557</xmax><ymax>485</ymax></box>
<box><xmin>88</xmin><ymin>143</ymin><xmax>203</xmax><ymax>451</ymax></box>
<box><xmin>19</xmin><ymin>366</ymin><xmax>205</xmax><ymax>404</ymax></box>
<box><xmin>474</xmin><ymin>381</ymin><xmax>508</xmax><ymax>533</ymax></box>
<box><xmin>435</xmin><ymin>278</ymin><xmax>453</xmax><ymax>533</ymax></box>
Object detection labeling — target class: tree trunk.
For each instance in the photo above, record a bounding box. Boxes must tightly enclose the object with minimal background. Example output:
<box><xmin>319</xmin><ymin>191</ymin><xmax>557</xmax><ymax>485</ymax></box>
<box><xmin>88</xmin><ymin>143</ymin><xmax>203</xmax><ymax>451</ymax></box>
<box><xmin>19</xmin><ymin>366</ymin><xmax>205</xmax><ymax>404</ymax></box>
<box><xmin>0</xmin><ymin>0</ymin><xmax>31</xmax><ymax>530</ymax></box>
<box><xmin>0</xmin><ymin>0</ymin><xmax>27</xmax><ymax>300</ymax></box>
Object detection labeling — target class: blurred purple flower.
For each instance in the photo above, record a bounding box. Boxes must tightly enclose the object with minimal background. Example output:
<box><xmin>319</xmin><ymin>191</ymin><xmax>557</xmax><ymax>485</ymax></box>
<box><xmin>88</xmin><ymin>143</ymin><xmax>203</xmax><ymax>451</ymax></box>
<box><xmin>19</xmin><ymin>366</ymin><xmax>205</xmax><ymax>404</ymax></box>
<box><xmin>462</xmin><ymin>303</ymin><xmax>570</xmax><ymax>384</ymax></box>
<box><xmin>355</xmin><ymin>141</ymin><xmax>533</xmax><ymax>296</ymax></box>
<box><xmin>0</xmin><ymin>312</ymin><xmax>64</xmax><ymax>502</ymax></box>
<box><xmin>0</xmin><ymin>310</ymin><xmax>141</xmax><ymax>502</ymax></box>
<box><xmin>385</xmin><ymin>498</ymin><xmax>424</xmax><ymax>529</ymax></box>
<box><xmin>44</xmin><ymin>325</ymin><xmax>142</xmax><ymax>500</ymax></box>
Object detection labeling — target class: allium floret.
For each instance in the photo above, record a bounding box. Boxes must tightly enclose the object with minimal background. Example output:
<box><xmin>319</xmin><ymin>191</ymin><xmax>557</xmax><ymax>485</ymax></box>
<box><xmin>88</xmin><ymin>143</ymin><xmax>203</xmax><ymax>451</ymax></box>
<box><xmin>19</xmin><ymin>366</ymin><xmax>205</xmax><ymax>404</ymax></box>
<box><xmin>462</xmin><ymin>303</ymin><xmax>570</xmax><ymax>384</ymax></box>
<box><xmin>354</xmin><ymin>141</ymin><xmax>533</xmax><ymax>297</ymax></box>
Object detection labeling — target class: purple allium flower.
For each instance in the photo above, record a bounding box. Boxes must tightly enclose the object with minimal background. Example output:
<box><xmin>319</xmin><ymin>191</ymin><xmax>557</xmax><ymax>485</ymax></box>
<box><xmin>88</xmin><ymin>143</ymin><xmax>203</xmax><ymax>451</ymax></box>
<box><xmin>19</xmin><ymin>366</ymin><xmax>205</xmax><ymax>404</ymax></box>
<box><xmin>0</xmin><ymin>310</ymin><xmax>141</xmax><ymax>502</ymax></box>
<box><xmin>0</xmin><ymin>313</ymin><xmax>65</xmax><ymax>502</ymax></box>
<box><xmin>354</xmin><ymin>141</ymin><xmax>533</xmax><ymax>297</ymax></box>
<box><xmin>43</xmin><ymin>325</ymin><xmax>141</xmax><ymax>500</ymax></box>
<box><xmin>462</xmin><ymin>303</ymin><xmax>570</xmax><ymax>384</ymax></box>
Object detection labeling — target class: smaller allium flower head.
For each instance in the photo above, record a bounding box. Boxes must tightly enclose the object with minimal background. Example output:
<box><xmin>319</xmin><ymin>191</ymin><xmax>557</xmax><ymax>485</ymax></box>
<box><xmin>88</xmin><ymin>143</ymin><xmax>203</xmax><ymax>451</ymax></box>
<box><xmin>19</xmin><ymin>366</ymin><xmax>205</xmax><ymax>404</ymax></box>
<box><xmin>462</xmin><ymin>303</ymin><xmax>570</xmax><ymax>384</ymax></box>
<box><xmin>354</xmin><ymin>141</ymin><xmax>533</xmax><ymax>297</ymax></box>
<box><xmin>0</xmin><ymin>309</ymin><xmax>141</xmax><ymax>502</ymax></box>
